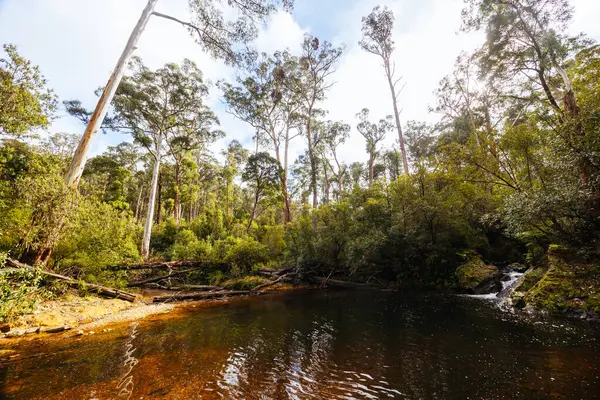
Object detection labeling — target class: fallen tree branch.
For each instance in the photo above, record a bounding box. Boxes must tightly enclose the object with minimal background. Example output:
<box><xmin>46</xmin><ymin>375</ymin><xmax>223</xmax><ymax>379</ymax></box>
<box><xmin>153</xmin><ymin>290</ymin><xmax>250</xmax><ymax>303</ymax></box>
<box><xmin>109</xmin><ymin>261</ymin><xmax>220</xmax><ymax>271</ymax></box>
<box><xmin>6</xmin><ymin>259</ymin><xmax>137</xmax><ymax>302</ymax></box>
<box><xmin>312</xmin><ymin>276</ymin><xmax>382</xmax><ymax>290</ymax></box>
<box><xmin>144</xmin><ymin>283</ymin><xmax>225</xmax><ymax>292</ymax></box>
<box><xmin>251</xmin><ymin>273</ymin><xmax>294</xmax><ymax>292</ymax></box>
<box><xmin>127</xmin><ymin>268</ymin><xmax>198</xmax><ymax>287</ymax></box>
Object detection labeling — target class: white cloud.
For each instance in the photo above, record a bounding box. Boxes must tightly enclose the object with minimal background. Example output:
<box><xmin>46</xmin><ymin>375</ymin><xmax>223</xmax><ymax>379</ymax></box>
<box><xmin>321</xmin><ymin>0</ymin><xmax>482</xmax><ymax>163</ymax></box>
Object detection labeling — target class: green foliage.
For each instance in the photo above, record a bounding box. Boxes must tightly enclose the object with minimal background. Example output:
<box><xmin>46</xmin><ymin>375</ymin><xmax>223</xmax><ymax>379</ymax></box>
<box><xmin>52</xmin><ymin>199</ymin><xmax>140</xmax><ymax>286</ymax></box>
<box><xmin>222</xmin><ymin>276</ymin><xmax>270</xmax><ymax>290</ymax></box>
<box><xmin>223</xmin><ymin>237</ymin><xmax>268</xmax><ymax>273</ymax></box>
<box><xmin>169</xmin><ymin>230</ymin><xmax>213</xmax><ymax>261</ymax></box>
<box><xmin>0</xmin><ymin>252</ymin><xmax>44</xmax><ymax>323</ymax></box>
<box><xmin>0</xmin><ymin>44</ymin><xmax>57</xmax><ymax>137</ymax></box>
<box><xmin>517</xmin><ymin>268</ymin><xmax>546</xmax><ymax>293</ymax></box>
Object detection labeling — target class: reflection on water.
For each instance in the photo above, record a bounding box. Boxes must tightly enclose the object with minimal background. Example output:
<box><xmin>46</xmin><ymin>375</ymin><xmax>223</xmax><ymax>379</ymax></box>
<box><xmin>1</xmin><ymin>291</ymin><xmax>600</xmax><ymax>399</ymax></box>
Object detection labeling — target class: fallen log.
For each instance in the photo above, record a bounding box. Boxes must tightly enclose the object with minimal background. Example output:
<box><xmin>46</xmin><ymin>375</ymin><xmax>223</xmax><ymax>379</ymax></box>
<box><xmin>153</xmin><ymin>290</ymin><xmax>250</xmax><ymax>303</ymax></box>
<box><xmin>251</xmin><ymin>273</ymin><xmax>294</xmax><ymax>292</ymax></box>
<box><xmin>6</xmin><ymin>259</ymin><xmax>137</xmax><ymax>302</ymax></box>
<box><xmin>110</xmin><ymin>261</ymin><xmax>228</xmax><ymax>271</ymax></box>
<box><xmin>109</xmin><ymin>261</ymin><xmax>205</xmax><ymax>271</ymax></box>
<box><xmin>144</xmin><ymin>283</ymin><xmax>225</xmax><ymax>292</ymax></box>
<box><xmin>312</xmin><ymin>276</ymin><xmax>382</xmax><ymax>290</ymax></box>
<box><xmin>127</xmin><ymin>268</ymin><xmax>199</xmax><ymax>287</ymax></box>
<box><xmin>275</xmin><ymin>267</ymin><xmax>295</xmax><ymax>276</ymax></box>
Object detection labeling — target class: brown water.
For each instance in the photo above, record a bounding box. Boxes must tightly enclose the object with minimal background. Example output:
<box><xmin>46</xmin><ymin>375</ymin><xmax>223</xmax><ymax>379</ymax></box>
<box><xmin>1</xmin><ymin>291</ymin><xmax>600</xmax><ymax>399</ymax></box>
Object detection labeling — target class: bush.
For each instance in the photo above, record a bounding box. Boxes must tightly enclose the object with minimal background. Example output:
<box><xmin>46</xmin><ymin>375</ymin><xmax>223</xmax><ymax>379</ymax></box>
<box><xmin>223</xmin><ymin>237</ymin><xmax>268</xmax><ymax>273</ymax></box>
<box><xmin>52</xmin><ymin>199</ymin><xmax>140</xmax><ymax>287</ymax></box>
<box><xmin>0</xmin><ymin>253</ymin><xmax>45</xmax><ymax>322</ymax></box>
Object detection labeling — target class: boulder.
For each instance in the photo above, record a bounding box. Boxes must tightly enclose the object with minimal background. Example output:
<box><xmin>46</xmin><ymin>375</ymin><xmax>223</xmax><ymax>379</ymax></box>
<box><xmin>507</xmin><ymin>262</ymin><xmax>528</xmax><ymax>273</ymax></box>
<box><xmin>0</xmin><ymin>323</ymin><xmax>10</xmax><ymax>333</ymax></box>
<box><xmin>456</xmin><ymin>256</ymin><xmax>501</xmax><ymax>293</ymax></box>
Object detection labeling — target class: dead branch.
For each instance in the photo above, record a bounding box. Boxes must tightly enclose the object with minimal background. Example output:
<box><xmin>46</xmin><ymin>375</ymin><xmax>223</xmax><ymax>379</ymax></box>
<box><xmin>153</xmin><ymin>290</ymin><xmax>250</xmax><ymax>303</ymax></box>
<box><xmin>251</xmin><ymin>273</ymin><xmax>294</xmax><ymax>292</ymax></box>
<box><xmin>7</xmin><ymin>259</ymin><xmax>137</xmax><ymax>302</ymax></box>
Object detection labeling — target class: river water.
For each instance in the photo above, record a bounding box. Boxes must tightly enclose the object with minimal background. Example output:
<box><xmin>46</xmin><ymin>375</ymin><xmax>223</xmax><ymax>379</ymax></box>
<box><xmin>1</xmin><ymin>290</ymin><xmax>599</xmax><ymax>399</ymax></box>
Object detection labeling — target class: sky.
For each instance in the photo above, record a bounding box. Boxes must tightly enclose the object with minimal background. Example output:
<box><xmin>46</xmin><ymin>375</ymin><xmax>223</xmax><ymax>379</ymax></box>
<box><xmin>1</xmin><ymin>0</ymin><xmax>599</xmax><ymax>165</ymax></box>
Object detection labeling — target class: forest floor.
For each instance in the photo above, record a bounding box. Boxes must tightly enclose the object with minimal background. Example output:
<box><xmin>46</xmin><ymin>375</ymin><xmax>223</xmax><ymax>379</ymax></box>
<box><xmin>0</xmin><ymin>282</ymin><xmax>300</xmax><ymax>343</ymax></box>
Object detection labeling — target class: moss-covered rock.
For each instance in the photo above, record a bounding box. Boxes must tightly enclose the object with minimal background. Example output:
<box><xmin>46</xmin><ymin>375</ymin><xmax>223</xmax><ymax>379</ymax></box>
<box><xmin>521</xmin><ymin>246</ymin><xmax>600</xmax><ymax>317</ymax></box>
<box><xmin>456</xmin><ymin>257</ymin><xmax>499</xmax><ymax>292</ymax></box>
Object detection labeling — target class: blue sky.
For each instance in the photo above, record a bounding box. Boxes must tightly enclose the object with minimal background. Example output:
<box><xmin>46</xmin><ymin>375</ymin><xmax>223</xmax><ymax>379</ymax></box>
<box><xmin>1</xmin><ymin>0</ymin><xmax>599</xmax><ymax>164</ymax></box>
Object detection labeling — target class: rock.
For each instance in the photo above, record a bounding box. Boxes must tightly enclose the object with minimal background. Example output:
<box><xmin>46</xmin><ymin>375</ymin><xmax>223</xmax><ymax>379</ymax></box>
<box><xmin>88</xmin><ymin>331</ymin><xmax>95</xmax><ymax>335</ymax></box>
<box><xmin>456</xmin><ymin>256</ymin><xmax>500</xmax><ymax>293</ymax></box>
<box><xmin>507</xmin><ymin>263</ymin><xmax>528</xmax><ymax>273</ymax></box>
<box><xmin>24</xmin><ymin>327</ymin><xmax>41</xmax><ymax>334</ymax></box>
<box><xmin>4</xmin><ymin>330</ymin><xmax>24</xmax><ymax>338</ymax></box>
<box><xmin>0</xmin><ymin>323</ymin><xmax>10</xmax><ymax>333</ymax></box>
<box><xmin>41</xmin><ymin>325</ymin><xmax>73</xmax><ymax>334</ymax></box>
<box><xmin>75</xmin><ymin>330</ymin><xmax>84</xmax><ymax>336</ymax></box>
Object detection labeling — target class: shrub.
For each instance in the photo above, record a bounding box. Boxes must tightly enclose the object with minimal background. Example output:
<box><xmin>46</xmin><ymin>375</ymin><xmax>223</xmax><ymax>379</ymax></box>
<box><xmin>223</xmin><ymin>237</ymin><xmax>268</xmax><ymax>273</ymax></box>
<box><xmin>52</xmin><ymin>199</ymin><xmax>140</xmax><ymax>286</ymax></box>
<box><xmin>0</xmin><ymin>253</ymin><xmax>45</xmax><ymax>322</ymax></box>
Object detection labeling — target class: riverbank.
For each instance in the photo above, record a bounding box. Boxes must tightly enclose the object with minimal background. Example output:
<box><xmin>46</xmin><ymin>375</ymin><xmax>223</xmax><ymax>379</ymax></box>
<box><xmin>0</xmin><ymin>282</ymin><xmax>300</xmax><ymax>342</ymax></box>
<box><xmin>510</xmin><ymin>246</ymin><xmax>600</xmax><ymax>322</ymax></box>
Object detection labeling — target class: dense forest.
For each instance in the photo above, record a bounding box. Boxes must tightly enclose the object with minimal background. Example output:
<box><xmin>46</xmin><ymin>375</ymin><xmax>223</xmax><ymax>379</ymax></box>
<box><xmin>1</xmin><ymin>0</ymin><xmax>600</xmax><ymax>322</ymax></box>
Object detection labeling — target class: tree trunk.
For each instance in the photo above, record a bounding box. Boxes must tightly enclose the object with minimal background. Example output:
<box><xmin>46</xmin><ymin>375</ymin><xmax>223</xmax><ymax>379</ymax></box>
<box><xmin>174</xmin><ymin>163</ymin><xmax>181</xmax><ymax>226</ymax></box>
<box><xmin>384</xmin><ymin>60</ymin><xmax>409</xmax><ymax>176</ymax></box>
<box><xmin>306</xmin><ymin>117</ymin><xmax>318</xmax><ymax>230</ymax></box>
<box><xmin>141</xmin><ymin>144</ymin><xmax>161</xmax><ymax>259</ymax></box>
<box><xmin>247</xmin><ymin>186</ymin><xmax>260</xmax><ymax>231</ymax></box>
<box><xmin>322</xmin><ymin>160</ymin><xmax>330</xmax><ymax>204</ymax></box>
<box><xmin>65</xmin><ymin>0</ymin><xmax>159</xmax><ymax>187</ymax></box>
<box><xmin>155</xmin><ymin>176</ymin><xmax>162</xmax><ymax>224</ymax></box>
<box><xmin>282</xmin><ymin>131</ymin><xmax>292</xmax><ymax>224</ymax></box>
<box><xmin>368</xmin><ymin>152</ymin><xmax>375</xmax><ymax>186</ymax></box>
<box><xmin>135</xmin><ymin>185</ymin><xmax>144</xmax><ymax>222</ymax></box>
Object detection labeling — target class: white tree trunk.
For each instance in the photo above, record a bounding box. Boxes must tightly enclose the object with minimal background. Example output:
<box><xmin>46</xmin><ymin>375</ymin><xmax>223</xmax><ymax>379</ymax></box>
<box><xmin>65</xmin><ymin>0</ymin><xmax>159</xmax><ymax>186</ymax></box>
<box><xmin>141</xmin><ymin>142</ymin><xmax>161</xmax><ymax>258</ymax></box>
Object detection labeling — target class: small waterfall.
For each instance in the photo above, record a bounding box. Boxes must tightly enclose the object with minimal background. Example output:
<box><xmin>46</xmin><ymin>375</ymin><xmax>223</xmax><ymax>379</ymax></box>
<box><xmin>496</xmin><ymin>271</ymin><xmax>525</xmax><ymax>299</ymax></box>
<box><xmin>465</xmin><ymin>270</ymin><xmax>525</xmax><ymax>301</ymax></box>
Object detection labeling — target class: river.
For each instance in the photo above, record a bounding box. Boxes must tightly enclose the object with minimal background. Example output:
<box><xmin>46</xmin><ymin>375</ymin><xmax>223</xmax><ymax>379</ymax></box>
<box><xmin>1</xmin><ymin>290</ymin><xmax>599</xmax><ymax>399</ymax></box>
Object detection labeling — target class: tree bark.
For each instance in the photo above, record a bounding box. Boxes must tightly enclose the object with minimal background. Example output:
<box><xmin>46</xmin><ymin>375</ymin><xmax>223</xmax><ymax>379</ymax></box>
<box><xmin>127</xmin><ymin>268</ymin><xmax>198</xmax><ymax>287</ymax></box>
<box><xmin>306</xmin><ymin>117</ymin><xmax>318</xmax><ymax>230</ymax></box>
<box><xmin>368</xmin><ymin>152</ymin><xmax>375</xmax><ymax>186</ymax></box>
<box><xmin>282</xmin><ymin>130</ymin><xmax>292</xmax><ymax>224</ymax></box>
<box><xmin>65</xmin><ymin>0</ymin><xmax>159</xmax><ymax>186</ymax></box>
<box><xmin>109</xmin><ymin>260</ymin><xmax>215</xmax><ymax>271</ymax></box>
<box><xmin>384</xmin><ymin>59</ymin><xmax>409</xmax><ymax>175</ymax></box>
<box><xmin>7</xmin><ymin>259</ymin><xmax>137</xmax><ymax>302</ymax></box>
<box><xmin>153</xmin><ymin>290</ymin><xmax>250</xmax><ymax>303</ymax></box>
<box><xmin>135</xmin><ymin>185</ymin><xmax>144</xmax><ymax>222</ymax></box>
<box><xmin>141</xmin><ymin>142</ymin><xmax>161</xmax><ymax>258</ymax></box>
<box><xmin>251</xmin><ymin>273</ymin><xmax>294</xmax><ymax>292</ymax></box>
<box><xmin>174</xmin><ymin>163</ymin><xmax>181</xmax><ymax>225</ymax></box>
